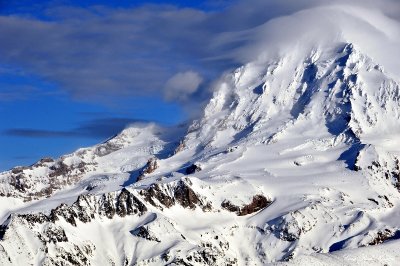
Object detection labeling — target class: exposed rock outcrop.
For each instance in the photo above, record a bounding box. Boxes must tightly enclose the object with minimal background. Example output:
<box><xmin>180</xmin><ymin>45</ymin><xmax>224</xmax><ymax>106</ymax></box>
<box><xmin>139</xmin><ymin>179</ymin><xmax>212</xmax><ymax>211</ymax></box>
<box><xmin>174</xmin><ymin>140</ymin><xmax>186</xmax><ymax>154</ymax></box>
<box><xmin>174</xmin><ymin>180</ymin><xmax>202</xmax><ymax>209</ymax></box>
<box><xmin>354</xmin><ymin>145</ymin><xmax>400</xmax><ymax>192</ymax></box>
<box><xmin>0</xmin><ymin>189</ymin><xmax>148</xmax><ymax>231</ymax></box>
<box><xmin>185</xmin><ymin>164</ymin><xmax>202</xmax><ymax>175</ymax></box>
<box><xmin>221</xmin><ymin>195</ymin><xmax>271</xmax><ymax>216</ymax></box>
<box><xmin>131</xmin><ymin>226</ymin><xmax>160</xmax><ymax>242</ymax></box>
<box><xmin>0</xmin><ymin>158</ymin><xmax>95</xmax><ymax>201</ymax></box>
<box><xmin>116</xmin><ymin>188</ymin><xmax>147</xmax><ymax>217</ymax></box>
<box><xmin>366</xmin><ymin>229</ymin><xmax>398</xmax><ymax>246</ymax></box>
<box><xmin>137</xmin><ymin>157</ymin><xmax>158</xmax><ymax>181</ymax></box>
<box><xmin>94</xmin><ymin>141</ymin><xmax>122</xmax><ymax>157</ymax></box>
<box><xmin>139</xmin><ymin>183</ymin><xmax>175</xmax><ymax>209</ymax></box>
<box><xmin>40</xmin><ymin>224</ymin><xmax>69</xmax><ymax>244</ymax></box>
<box><xmin>49</xmin><ymin>190</ymin><xmax>147</xmax><ymax>226</ymax></box>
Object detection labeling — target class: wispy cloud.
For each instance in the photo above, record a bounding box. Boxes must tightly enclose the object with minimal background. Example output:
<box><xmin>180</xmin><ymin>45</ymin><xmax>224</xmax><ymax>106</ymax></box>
<box><xmin>4</xmin><ymin>128</ymin><xmax>77</xmax><ymax>138</ymax></box>
<box><xmin>3</xmin><ymin>117</ymin><xmax>146</xmax><ymax>139</ymax></box>
<box><xmin>0</xmin><ymin>0</ymin><xmax>399</xmax><ymax>107</ymax></box>
<box><xmin>164</xmin><ymin>71</ymin><xmax>203</xmax><ymax>102</ymax></box>
<box><xmin>0</xmin><ymin>0</ymin><xmax>324</xmax><ymax>106</ymax></box>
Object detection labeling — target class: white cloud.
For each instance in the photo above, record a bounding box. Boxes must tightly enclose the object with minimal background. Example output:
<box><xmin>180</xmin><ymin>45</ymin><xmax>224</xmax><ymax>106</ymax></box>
<box><xmin>164</xmin><ymin>71</ymin><xmax>203</xmax><ymax>102</ymax></box>
<box><xmin>1</xmin><ymin>0</ymin><xmax>399</xmax><ymax>106</ymax></box>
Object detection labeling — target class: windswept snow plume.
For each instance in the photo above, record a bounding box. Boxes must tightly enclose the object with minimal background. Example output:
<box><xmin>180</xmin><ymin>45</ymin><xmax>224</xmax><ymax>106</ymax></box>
<box><xmin>1</xmin><ymin>1</ymin><xmax>400</xmax><ymax>265</ymax></box>
<box><xmin>215</xmin><ymin>1</ymin><xmax>400</xmax><ymax>78</ymax></box>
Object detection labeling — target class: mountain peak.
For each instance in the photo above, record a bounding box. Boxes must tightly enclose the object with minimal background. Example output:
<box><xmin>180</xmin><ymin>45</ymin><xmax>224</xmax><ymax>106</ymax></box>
<box><xmin>186</xmin><ymin>41</ymin><xmax>399</xmax><ymax>156</ymax></box>
<box><xmin>2</xmin><ymin>12</ymin><xmax>400</xmax><ymax>266</ymax></box>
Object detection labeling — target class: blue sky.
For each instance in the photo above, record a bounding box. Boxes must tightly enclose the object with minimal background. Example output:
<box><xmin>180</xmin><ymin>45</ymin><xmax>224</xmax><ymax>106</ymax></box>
<box><xmin>3</xmin><ymin>0</ymin><xmax>363</xmax><ymax>170</ymax></box>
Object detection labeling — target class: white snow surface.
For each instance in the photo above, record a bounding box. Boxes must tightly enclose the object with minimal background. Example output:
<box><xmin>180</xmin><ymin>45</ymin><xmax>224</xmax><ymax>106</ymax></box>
<box><xmin>1</xmin><ymin>3</ymin><xmax>400</xmax><ymax>265</ymax></box>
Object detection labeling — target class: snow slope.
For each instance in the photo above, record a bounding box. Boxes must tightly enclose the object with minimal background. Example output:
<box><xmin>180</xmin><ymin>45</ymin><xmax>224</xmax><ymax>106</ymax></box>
<box><xmin>271</xmin><ymin>239</ymin><xmax>400</xmax><ymax>266</ymax></box>
<box><xmin>1</xmin><ymin>3</ymin><xmax>400</xmax><ymax>266</ymax></box>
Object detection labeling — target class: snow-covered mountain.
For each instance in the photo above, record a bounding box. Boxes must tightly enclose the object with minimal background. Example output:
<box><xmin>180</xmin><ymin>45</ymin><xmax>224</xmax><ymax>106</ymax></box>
<box><xmin>1</xmin><ymin>4</ymin><xmax>400</xmax><ymax>266</ymax></box>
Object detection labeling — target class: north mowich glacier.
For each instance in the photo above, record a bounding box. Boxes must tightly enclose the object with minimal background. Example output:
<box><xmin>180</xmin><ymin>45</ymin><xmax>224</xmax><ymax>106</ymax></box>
<box><xmin>1</xmin><ymin>3</ymin><xmax>400</xmax><ymax>266</ymax></box>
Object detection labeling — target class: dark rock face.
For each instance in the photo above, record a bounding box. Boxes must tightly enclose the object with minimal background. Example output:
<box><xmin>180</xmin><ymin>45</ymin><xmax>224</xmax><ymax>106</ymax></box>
<box><xmin>49</xmin><ymin>162</ymin><xmax>70</xmax><ymax>178</ymax></box>
<box><xmin>221</xmin><ymin>201</ymin><xmax>241</xmax><ymax>214</ymax></box>
<box><xmin>139</xmin><ymin>183</ymin><xmax>175</xmax><ymax>209</ymax></box>
<box><xmin>137</xmin><ymin>157</ymin><xmax>158</xmax><ymax>181</ymax></box>
<box><xmin>0</xmin><ymin>224</ymin><xmax>7</xmax><ymax>240</ymax></box>
<box><xmin>131</xmin><ymin>226</ymin><xmax>160</xmax><ymax>242</ymax></box>
<box><xmin>50</xmin><ymin>204</ymin><xmax>80</xmax><ymax>226</ymax></box>
<box><xmin>42</xmin><ymin>224</ymin><xmax>68</xmax><ymax>244</ymax></box>
<box><xmin>174</xmin><ymin>181</ymin><xmax>200</xmax><ymax>209</ymax></box>
<box><xmin>10</xmin><ymin>174</ymin><xmax>28</xmax><ymax>192</ymax></box>
<box><xmin>139</xmin><ymin>180</ymin><xmax>212</xmax><ymax>211</ymax></box>
<box><xmin>19</xmin><ymin>213</ymin><xmax>50</xmax><ymax>224</ymax></box>
<box><xmin>99</xmin><ymin>193</ymin><xmax>116</xmax><ymax>219</ymax></box>
<box><xmin>174</xmin><ymin>140</ymin><xmax>186</xmax><ymax>154</ymax></box>
<box><xmin>279</xmin><ymin>226</ymin><xmax>301</xmax><ymax>242</ymax></box>
<box><xmin>94</xmin><ymin>141</ymin><xmax>122</xmax><ymax>157</ymax></box>
<box><xmin>48</xmin><ymin>190</ymin><xmax>147</xmax><ymax>226</ymax></box>
<box><xmin>143</xmin><ymin>158</ymin><xmax>158</xmax><ymax>175</ymax></box>
<box><xmin>185</xmin><ymin>164</ymin><xmax>201</xmax><ymax>175</ymax></box>
<box><xmin>34</xmin><ymin>157</ymin><xmax>55</xmax><ymax>167</ymax></box>
<box><xmin>393</xmin><ymin>159</ymin><xmax>400</xmax><ymax>191</ymax></box>
<box><xmin>74</xmin><ymin>195</ymin><xmax>96</xmax><ymax>223</ymax></box>
<box><xmin>49</xmin><ymin>161</ymin><xmax>88</xmax><ymax>181</ymax></box>
<box><xmin>11</xmin><ymin>167</ymin><xmax>27</xmax><ymax>175</ymax></box>
<box><xmin>240</xmin><ymin>195</ymin><xmax>271</xmax><ymax>216</ymax></box>
<box><xmin>367</xmin><ymin>229</ymin><xmax>396</xmax><ymax>246</ymax></box>
<box><xmin>221</xmin><ymin>195</ymin><xmax>271</xmax><ymax>216</ymax></box>
<box><xmin>116</xmin><ymin>188</ymin><xmax>147</xmax><ymax>217</ymax></box>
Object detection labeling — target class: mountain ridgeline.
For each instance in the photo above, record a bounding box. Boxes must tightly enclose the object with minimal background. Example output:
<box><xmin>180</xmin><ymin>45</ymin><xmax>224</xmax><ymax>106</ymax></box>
<box><xmin>1</xmin><ymin>40</ymin><xmax>400</xmax><ymax>265</ymax></box>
